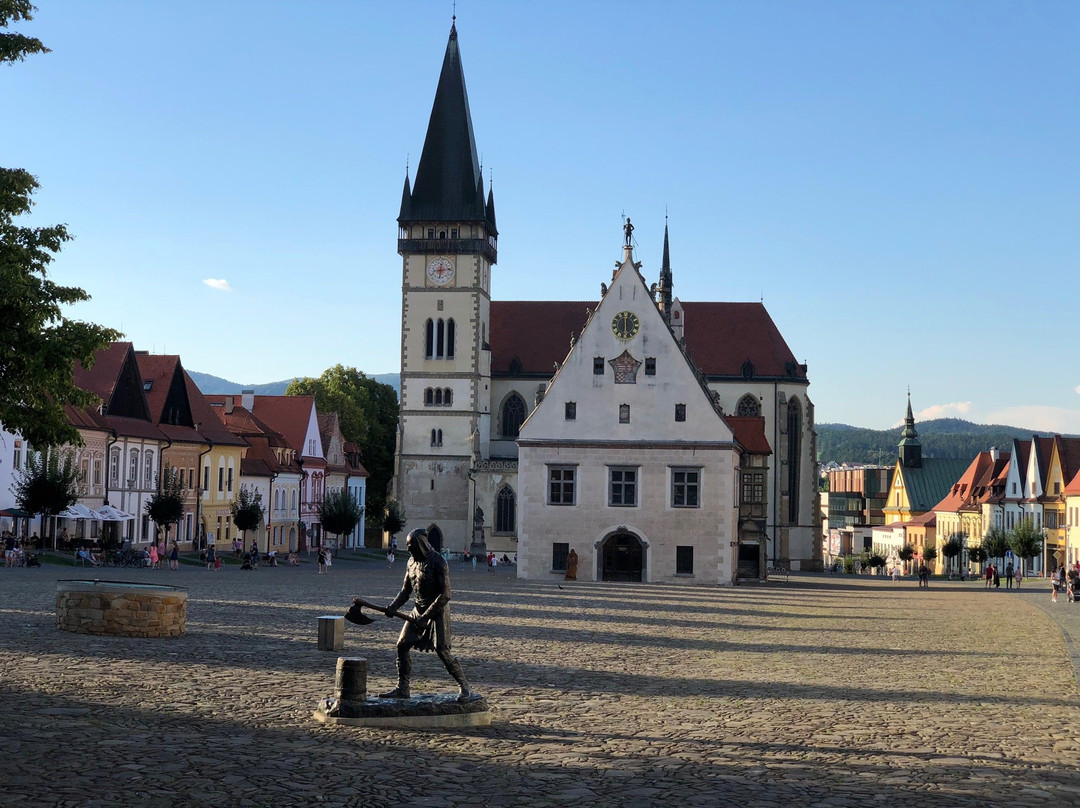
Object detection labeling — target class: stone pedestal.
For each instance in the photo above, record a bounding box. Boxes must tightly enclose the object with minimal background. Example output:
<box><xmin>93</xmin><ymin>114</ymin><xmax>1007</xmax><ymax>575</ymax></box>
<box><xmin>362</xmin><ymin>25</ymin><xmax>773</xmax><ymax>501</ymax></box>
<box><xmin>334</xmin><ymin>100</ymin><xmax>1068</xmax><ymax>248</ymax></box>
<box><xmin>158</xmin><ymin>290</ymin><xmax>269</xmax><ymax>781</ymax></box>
<box><xmin>313</xmin><ymin>656</ymin><xmax>490</xmax><ymax>728</ymax></box>
<box><xmin>317</xmin><ymin>615</ymin><xmax>344</xmax><ymax>651</ymax></box>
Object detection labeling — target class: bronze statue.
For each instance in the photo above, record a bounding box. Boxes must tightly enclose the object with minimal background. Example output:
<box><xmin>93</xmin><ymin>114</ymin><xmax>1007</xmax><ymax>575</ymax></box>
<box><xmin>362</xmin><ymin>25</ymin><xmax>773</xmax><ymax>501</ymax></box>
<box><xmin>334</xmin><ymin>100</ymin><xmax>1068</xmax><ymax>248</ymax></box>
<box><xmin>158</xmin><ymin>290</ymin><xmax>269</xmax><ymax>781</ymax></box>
<box><xmin>565</xmin><ymin>548</ymin><xmax>579</xmax><ymax>581</ymax></box>
<box><xmin>623</xmin><ymin>217</ymin><xmax>634</xmax><ymax>246</ymax></box>
<box><xmin>372</xmin><ymin>528</ymin><xmax>472</xmax><ymax>701</ymax></box>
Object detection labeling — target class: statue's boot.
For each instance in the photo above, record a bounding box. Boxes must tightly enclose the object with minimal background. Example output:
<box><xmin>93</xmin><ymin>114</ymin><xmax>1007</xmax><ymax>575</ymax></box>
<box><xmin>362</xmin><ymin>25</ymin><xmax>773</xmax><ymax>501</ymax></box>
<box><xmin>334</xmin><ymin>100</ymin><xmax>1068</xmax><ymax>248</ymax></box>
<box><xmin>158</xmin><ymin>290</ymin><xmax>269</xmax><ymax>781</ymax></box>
<box><xmin>379</xmin><ymin>655</ymin><xmax>411</xmax><ymax>699</ymax></box>
<box><xmin>443</xmin><ymin>654</ymin><xmax>472</xmax><ymax>702</ymax></box>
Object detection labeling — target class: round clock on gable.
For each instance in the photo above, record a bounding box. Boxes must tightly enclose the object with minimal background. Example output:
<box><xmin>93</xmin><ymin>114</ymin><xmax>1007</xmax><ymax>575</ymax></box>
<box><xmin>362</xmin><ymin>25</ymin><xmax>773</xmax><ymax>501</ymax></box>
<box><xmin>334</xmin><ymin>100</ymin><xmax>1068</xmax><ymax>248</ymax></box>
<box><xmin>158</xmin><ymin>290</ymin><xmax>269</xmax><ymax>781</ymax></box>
<box><xmin>611</xmin><ymin>311</ymin><xmax>640</xmax><ymax>340</ymax></box>
<box><xmin>426</xmin><ymin>256</ymin><xmax>456</xmax><ymax>286</ymax></box>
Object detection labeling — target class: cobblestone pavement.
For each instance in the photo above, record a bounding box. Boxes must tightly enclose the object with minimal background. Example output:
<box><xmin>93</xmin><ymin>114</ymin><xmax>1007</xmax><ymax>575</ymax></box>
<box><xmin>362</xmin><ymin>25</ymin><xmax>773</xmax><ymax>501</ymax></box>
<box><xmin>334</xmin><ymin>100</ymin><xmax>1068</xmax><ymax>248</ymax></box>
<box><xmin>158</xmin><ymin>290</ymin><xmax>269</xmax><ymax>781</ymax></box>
<box><xmin>2</xmin><ymin>559</ymin><xmax>1079</xmax><ymax>808</ymax></box>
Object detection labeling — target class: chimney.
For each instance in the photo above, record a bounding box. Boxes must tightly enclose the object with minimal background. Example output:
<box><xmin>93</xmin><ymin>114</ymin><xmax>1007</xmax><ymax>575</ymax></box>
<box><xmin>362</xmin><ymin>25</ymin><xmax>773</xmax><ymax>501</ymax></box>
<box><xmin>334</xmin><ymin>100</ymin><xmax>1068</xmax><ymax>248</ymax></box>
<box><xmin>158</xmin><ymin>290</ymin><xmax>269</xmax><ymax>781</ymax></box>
<box><xmin>989</xmin><ymin>446</ymin><xmax>999</xmax><ymax>461</ymax></box>
<box><xmin>225</xmin><ymin>396</ymin><xmax>234</xmax><ymax>415</ymax></box>
<box><xmin>242</xmin><ymin>388</ymin><xmax>254</xmax><ymax>411</ymax></box>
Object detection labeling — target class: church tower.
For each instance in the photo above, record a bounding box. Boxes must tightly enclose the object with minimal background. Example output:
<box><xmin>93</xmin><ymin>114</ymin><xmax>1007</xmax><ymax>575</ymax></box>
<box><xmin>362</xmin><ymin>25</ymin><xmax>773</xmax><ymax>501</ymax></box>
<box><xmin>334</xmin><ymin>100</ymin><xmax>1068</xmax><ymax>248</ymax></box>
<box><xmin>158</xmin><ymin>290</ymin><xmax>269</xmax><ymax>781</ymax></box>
<box><xmin>393</xmin><ymin>21</ymin><xmax>498</xmax><ymax>550</ymax></box>
<box><xmin>898</xmin><ymin>391</ymin><xmax>922</xmax><ymax>469</ymax></box>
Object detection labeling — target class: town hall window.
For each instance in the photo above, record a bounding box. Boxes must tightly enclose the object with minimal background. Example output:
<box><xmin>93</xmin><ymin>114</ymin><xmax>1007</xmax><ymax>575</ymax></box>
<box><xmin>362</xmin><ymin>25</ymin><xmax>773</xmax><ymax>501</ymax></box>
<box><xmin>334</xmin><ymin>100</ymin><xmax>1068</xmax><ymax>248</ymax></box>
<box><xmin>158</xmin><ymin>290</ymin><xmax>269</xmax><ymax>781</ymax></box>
<box><xmin>564</xmin><ymin>401</ymin><xmax>576</xmax><ymax>420</ymax></box>
<box><xmin>502</xmin><ymin>393</ymin><xmax>526</xmax><ymax>438</ymax></box>
<box><xmin>675</xmin><ymin>403</ymin><xmax>686</xmax><ymax>422</ymax></box>
<box><xmin>619</xmin><ymin>404</ymin><xmax>630</xmax><ymax>423</ymax></box>
<box><xmin>593</xmin><ymin>357</ymin><xmax>604</xmax><ymax>375</ymax></box>
<box><xmin>672</xmin><ymin>468</ymin><xmax>700</xmax><ymax>508</ymax></box>
<box><xmin>609</xmin><ymin>468</ymin><xmax>638</xmax><ymax>507</ymax></box>
<box><xmin>676</xmin><ymin>545</ymin><xmax>694</xmax><ymax>575</ymax></box>
<box><xmin>548</xmin><ymin>466</ymin><xmax>576</xmax><ymax>506</ymax></box>
<box><xmin>645</xmin><ymin>358</ymin><xmax>656</xmax><ymax>376</ymax></box>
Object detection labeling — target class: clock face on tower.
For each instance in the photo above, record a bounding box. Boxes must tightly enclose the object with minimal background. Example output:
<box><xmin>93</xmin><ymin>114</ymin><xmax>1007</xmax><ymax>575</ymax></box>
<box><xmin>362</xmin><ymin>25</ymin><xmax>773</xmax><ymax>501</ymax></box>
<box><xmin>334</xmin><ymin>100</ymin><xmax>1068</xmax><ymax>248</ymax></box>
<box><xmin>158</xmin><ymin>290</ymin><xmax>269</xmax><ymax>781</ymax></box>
<box><xmin>611</xmin><ymin>311</ymin><xmax>641</xmax><ymax>340</ymax></box>
<box><xmin>426</xmin><ymin>256</ymin><xmax>456</xmax><ymax>286</ymax></box>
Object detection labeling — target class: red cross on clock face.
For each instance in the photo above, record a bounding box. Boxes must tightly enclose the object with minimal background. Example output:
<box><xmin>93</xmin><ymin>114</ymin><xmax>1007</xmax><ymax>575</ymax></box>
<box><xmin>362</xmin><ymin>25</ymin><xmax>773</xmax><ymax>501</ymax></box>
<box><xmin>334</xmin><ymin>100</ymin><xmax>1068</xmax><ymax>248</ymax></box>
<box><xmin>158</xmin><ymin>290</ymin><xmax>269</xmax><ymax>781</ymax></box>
<box><xmin>426</xmin><ymin>256</ymin><xmax>456</xmax><ymax>286</ymax></box>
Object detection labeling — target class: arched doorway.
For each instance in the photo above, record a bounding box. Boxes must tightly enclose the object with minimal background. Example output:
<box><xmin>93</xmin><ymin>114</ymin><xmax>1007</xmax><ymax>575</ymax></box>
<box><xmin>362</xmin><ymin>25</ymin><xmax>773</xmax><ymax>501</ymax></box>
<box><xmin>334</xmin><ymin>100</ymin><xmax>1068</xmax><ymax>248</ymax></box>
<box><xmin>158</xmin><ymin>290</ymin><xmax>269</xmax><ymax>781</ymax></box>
<box><xmin>600</xmin><ymin>532</ymin><xmax>644</xmax><ymax>582</ymax></box>
<box><xmin>427</xmin><ymin>525</ymin><xmax>443</xmax><ymax>551</ymax></box>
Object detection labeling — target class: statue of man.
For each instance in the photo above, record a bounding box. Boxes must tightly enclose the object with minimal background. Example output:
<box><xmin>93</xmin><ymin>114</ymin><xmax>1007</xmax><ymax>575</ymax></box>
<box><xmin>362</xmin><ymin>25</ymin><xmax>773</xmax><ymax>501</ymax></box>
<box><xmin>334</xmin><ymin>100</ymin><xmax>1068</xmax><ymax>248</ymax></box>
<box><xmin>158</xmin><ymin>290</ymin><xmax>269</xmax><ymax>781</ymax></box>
<box><xmin>624</xmin><ymin>217</ymin><xmax>634</xmax><ymax>246</ymax></box>
<box><xmin>375</xmin><ymin>528</ymin><xmax>472</xmax><ymax>701</ymax></box>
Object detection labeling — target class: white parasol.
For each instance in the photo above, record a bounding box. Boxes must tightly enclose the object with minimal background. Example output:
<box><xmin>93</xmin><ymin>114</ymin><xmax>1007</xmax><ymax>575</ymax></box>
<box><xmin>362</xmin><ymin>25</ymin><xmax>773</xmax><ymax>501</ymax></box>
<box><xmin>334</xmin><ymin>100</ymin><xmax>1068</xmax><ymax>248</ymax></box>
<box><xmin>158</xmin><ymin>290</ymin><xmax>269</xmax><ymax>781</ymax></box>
<box><xmin>94</xmin><ymin>505</ymin><xmax>136</xmax><ymax>521</ymax></box>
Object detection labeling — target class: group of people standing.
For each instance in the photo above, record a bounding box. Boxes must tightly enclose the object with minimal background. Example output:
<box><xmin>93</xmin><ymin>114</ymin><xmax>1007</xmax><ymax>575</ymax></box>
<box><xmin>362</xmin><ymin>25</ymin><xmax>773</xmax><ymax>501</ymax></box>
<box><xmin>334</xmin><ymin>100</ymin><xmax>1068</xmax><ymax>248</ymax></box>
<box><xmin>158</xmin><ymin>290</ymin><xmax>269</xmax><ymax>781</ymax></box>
<box><xmin>1050</xmin><ymin>563</ymin><xmax>1080</xmax><ymax>603</ymax></box>
<box><xmin>983</xmin><ymin>561</ymin><xmax>1021</xmax><ymax>590</ymax></box>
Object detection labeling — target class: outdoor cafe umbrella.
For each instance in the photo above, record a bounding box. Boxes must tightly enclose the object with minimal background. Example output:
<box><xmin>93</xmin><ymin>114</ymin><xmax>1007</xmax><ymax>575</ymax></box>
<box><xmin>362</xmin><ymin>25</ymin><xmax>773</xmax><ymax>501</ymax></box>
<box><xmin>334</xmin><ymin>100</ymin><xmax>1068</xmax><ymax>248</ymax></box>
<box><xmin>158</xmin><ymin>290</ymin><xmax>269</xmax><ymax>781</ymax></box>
<box><xmin>57</xmin><ymin>503</ymin><xmax>99</xmax><ymax>520</ymax></box>
<box><xmin>93</xmin><ymin>505</ymin><xmax>136</xmax><ymax>522</ymax></box>
<box><xmin>0</xmin><ymin>507</ymin><xmax>33</xmax><ymax>518</ymax></box>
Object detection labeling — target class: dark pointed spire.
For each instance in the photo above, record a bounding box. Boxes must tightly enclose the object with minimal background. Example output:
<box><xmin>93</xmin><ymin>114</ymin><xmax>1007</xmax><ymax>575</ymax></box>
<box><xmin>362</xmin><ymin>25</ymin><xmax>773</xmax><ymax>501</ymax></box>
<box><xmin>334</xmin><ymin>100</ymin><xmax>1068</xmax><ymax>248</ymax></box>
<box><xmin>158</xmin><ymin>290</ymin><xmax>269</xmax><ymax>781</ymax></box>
<box><xmin>899</xmin><ymin>389</ymin><xmax>922</xmax><ymax>469</ymax></box>
<box><xmin>401</xmin><ymin>23</ymin><xmax>488</xmax><ymax>223</ymax></box>
<box><xmin>398</xmin><ymin>171</ymin><xmax>412</xmax><ymax>221</ymax></box>
<box><xmin>486</xmin><ymin>172</ymin><xmax>497</xmax><ymax>229</ymax></box>
<box><xmin>658</xmin><ymin>217</ymin><xmax>673</xmax><ymax>318</ymax></box>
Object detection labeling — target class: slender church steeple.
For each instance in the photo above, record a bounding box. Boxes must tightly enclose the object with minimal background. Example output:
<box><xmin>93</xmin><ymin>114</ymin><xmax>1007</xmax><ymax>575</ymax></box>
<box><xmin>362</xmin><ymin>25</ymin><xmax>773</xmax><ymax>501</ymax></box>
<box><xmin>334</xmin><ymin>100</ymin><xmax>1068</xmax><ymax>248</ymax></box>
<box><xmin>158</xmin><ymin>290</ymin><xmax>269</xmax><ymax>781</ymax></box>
<box><xmin>657</xmin><ymin>218</ymin><xmax>673</xmax><ymax>319</ymax></box>
<box><xmin>898</xmin><ymin>389</ymin><xmax>922</xmax><ymax>469</ymax></box>
<box><xmin>398</xmin><ymin>21</ymin><xmax>496</xmax><ymax>238</ymax></box>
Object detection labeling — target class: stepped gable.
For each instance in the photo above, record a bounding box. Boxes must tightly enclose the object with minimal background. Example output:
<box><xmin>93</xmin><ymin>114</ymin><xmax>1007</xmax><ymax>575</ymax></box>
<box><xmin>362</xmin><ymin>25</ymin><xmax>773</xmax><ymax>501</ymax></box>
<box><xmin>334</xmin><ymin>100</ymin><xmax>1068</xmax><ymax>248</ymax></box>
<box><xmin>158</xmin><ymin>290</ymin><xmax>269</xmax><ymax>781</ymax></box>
<box><xmin>489</xmin><ymin>300</ymin><xmax>801</xmax><ymax>379</ymax></box>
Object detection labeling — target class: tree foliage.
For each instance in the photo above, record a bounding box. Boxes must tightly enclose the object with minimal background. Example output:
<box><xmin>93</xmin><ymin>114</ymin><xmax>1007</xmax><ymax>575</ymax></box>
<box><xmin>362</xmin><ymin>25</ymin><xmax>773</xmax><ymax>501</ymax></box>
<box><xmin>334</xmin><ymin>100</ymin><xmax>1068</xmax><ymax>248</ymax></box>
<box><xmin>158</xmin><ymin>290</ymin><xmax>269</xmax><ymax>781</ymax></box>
<box><xmin>922</xmin><ymin>545</ymin><xmax>937</xmax><ymax>564</ymax></box>
<box><xmin>286</xmin><ymin>364</ymin><xmax>398</xmax><ymax>519</ymax></box>
<box><xmin>145</xmin><ymin>463</ymin><xmax>184</xmax><ymax>541</ymax></box>
<box><xmin>1009</xmin><ymin>519</ymin><xmax>1043</xmax><ymax>566</ymax></box>
<box><xmin>383</xmin><ymin>498</ymin><xmax>405</xmax><ymax>538</ymax></box>
<box><xmin>898</xmin><ymin>545</ymin><xmax>915</xmax><ymax>562</ymax></box>
<box><xmin>319</xmin><ymin>488</ymin><xmax>364</xmax><ymax>540</ymax></box>
<box><xmin>1</xmin><ymin>9</ymin><xmax>121</xmax><ymax>447</ymax></box>
<box><xmin>12</xmin><ymin>448</ymin><xmax>80</xmax><ymax>516</ymax></box>
<box><xmin>0</xmin><ymin>2</ymin><xmax>48</xmax><ymax>64</ymax></box>
<box><xmin>230</xmin><ymin>486</ymin><xmax>264</xmax><ymax>537</ymax></box>
<box><xmin>982</xmin><ymin>526</ymin><xmax>1011</xmax><ymax>561</ymax></box>
<box><xmin>967</xmin><ymin>546</ymin><xmax>988</xmax><ymax>565</ymax></box>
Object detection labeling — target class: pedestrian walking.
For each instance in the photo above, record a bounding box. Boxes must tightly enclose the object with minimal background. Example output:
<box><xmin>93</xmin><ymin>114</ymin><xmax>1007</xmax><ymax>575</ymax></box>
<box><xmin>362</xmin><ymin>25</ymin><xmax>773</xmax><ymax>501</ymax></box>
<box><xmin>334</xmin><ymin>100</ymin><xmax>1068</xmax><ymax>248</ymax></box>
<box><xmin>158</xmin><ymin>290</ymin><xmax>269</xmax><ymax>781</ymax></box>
<box><xmin>387</xmin><ymin>550</ymin><xmax>395</xmax><ymax>567</ymax></box>
<box><xmin>1016</xmin><ymin>567</ymin><xmax>1023</xmax><ymax>588</ymax></box>
<box><xmin>1052</xmin><ymin>566</ymin><xmax>1062</xmax><ymax>602</ymax></box>
<box><xmin>918</xmin><ymin>562</ymin><xmax>929</xmax><ymax>588</ymax></box>
<box><xmin>206</xmin><ymin>544</ymin><xmax>216</xmax><ymax>571</ymax></box>
<box><xmin>1005</xmin><ymin>561</ymin><xmax>1014</xmax><ymax>589</ymax></box>
<box><xmin>985</xmin><ymin>565</ymin><xmax>993</xmax><ymax>589</ymax></box>
<box><xmin>993</xmin><ymin>566</ymin><xmax>1000</xmax><ymax>588</ymax></box>
<box><xmin>169</xmin><ymin>542</ymin><xmax>179</xmax><ymax>570</ymax></box>
<box><xmin>148</xmin><ymin>542</ymin><xmax>159</xmax><ymax>571</ymax></box>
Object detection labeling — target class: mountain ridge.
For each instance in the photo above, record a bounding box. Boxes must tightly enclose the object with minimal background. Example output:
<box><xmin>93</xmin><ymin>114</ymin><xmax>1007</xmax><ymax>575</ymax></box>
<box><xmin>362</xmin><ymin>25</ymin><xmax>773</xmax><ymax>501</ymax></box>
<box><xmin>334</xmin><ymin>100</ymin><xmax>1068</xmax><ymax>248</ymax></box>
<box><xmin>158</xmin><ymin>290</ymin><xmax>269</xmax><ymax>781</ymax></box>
<box><xmin>188</xmin><ymin>370</ymin><xmax>401</xmax><ymax>398</ymax></box>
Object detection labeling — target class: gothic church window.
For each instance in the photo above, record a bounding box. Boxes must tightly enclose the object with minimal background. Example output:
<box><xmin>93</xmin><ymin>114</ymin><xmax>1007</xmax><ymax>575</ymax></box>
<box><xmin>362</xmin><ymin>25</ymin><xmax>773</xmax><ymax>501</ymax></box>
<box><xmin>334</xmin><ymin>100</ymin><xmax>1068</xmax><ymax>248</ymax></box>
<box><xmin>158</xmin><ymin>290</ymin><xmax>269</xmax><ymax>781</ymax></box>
<box><xmin>502</xmin><ymin>393</ymin><xmax>526</xmax><ymax>438</ymax></box>
<box><xmin>737</xmin><ymin>394</ymin><xmax>761</xmax><ymax>417</ymax></box>
<box><xmin>786</xmin><ymin>398</ymin><xmax>802</xmax><ymax>522</ymax></box>
<box><xmin>495</xmin><ymin>485</ymin><xmax>516</xmax><ymax>533</ymax></box>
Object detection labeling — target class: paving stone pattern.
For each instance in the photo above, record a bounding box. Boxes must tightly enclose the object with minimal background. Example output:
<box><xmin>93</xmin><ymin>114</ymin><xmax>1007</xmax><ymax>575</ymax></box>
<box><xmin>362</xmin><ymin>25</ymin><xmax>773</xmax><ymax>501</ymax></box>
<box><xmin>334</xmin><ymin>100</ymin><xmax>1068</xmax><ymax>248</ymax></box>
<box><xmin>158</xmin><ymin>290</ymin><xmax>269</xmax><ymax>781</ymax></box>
<box><xmin>2</xmin><ymin>560</ymin><xmax>1079</xmax><ymax>808</ymax></box>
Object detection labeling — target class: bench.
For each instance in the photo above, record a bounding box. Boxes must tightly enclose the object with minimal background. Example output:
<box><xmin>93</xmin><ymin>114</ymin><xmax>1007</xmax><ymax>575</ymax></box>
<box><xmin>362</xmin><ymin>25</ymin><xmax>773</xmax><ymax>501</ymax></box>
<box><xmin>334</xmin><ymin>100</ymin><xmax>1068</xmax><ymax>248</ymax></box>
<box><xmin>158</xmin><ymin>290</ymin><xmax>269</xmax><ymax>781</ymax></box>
<box><xmin>766</xmin><ymin>566</ymin><xmax>789</xmax><ymax>582</ymax></box>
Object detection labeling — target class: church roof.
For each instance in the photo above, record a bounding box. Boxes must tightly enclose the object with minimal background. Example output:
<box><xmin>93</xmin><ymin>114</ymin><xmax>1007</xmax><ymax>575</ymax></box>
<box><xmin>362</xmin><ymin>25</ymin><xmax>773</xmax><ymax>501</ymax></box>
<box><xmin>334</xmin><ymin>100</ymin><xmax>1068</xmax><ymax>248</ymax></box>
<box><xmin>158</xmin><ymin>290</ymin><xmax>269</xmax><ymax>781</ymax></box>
<box><xmin>489</xmin><ymin>300</ymin><xmax>804</xmax><ymax>380</ymax></box>
<box><xmin>897</xmin><ymin>457</ymin><xmax>972</xmax><ymax>513</ymax></box>
<box><xmin>724</xmin><ymin>416</ymin><xmax>772</xmax><ymax>455</ymax></box>
<box><xmin>400</xmin><ymin>22</ymin><xmax>492</xmax><ymax>226</ymax></box>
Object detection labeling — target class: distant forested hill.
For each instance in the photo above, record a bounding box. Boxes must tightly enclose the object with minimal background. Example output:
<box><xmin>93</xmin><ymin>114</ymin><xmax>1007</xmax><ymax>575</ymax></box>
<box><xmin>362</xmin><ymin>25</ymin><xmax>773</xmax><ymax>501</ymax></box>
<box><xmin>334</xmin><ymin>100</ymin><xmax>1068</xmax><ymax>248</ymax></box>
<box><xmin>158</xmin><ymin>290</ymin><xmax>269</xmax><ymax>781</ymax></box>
<box><xmin>817</xmin><ymin>419</ymin><xmax>1069</xmax><ymax>464</ymax></box>
<box><xmin>189</xmin><ymin>371</ymin><xmax>401</xmax><ymax>398</ymax></box>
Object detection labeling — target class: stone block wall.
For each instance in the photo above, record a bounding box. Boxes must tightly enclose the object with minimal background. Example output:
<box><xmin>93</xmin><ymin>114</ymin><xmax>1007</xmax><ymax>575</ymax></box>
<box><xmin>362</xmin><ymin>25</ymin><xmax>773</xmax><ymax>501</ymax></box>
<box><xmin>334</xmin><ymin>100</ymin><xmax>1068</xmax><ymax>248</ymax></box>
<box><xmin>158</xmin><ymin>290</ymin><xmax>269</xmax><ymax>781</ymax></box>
<box><xmin>56</xmin><ymin>585</ymin><xmax>187</xmax><ymax>638</ymax></box>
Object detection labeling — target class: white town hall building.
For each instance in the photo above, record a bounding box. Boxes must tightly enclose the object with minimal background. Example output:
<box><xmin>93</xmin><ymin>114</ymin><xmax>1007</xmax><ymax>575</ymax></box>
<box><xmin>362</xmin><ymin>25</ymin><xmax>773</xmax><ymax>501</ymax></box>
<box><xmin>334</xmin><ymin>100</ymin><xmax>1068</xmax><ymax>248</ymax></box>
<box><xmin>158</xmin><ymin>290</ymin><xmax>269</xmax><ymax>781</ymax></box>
<box><xmin>390</xmin><ymin>23</ymin><xmax>820</xmax><ymax>584</ymax></box>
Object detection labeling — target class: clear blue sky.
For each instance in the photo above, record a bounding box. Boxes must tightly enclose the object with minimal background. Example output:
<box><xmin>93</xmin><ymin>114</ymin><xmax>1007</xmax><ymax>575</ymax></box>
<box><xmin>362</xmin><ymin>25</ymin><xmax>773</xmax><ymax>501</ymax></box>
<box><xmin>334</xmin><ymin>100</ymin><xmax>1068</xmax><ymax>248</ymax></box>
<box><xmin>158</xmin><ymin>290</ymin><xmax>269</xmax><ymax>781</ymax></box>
<box><xmin>7</xmin><ymin>1</ymin><xmax>1079</xmax><ymax>432</ymax></box>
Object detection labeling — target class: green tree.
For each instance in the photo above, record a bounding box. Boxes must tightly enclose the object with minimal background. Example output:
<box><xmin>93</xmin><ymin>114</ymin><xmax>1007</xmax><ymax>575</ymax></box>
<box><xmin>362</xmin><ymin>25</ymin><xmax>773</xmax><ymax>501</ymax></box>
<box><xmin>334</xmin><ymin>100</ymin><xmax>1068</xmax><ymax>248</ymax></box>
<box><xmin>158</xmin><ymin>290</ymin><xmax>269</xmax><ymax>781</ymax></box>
<box><xmin>383</xmin><ymin>498</ymin><xmax>405</xmax><ymax>545</ymax></box>
<box><xmin>1008</xmin><ymin>518</ymin><xmax>1043</xmax><ymax>576</ymax></box>
<box><xmin>922</xmin><ymin>544</ymin><xmax>938</xmax><ymax>572</ymax></box>
<box><xmin>230</xmin><ymin>486</ymin><xmax>264</xmax><ymax>550</ymax></box>
<box><xmin>286</xmin><ymin>364</ymin><xmax>398</xmax><ymax>519</ymax></box>
<box><xmin>1</xmin><ymin>5</ymin><xmax>121</xmax><ymax>448</ymax></box>
<box><xmin>941</xmin><ymin>533</ymin><xmax>965</xmax><ymax>575</ymax></box>
<box><xmin>12</xmin><ymin>448</ymin><xmax>80</xmax><ymax>548</ymax></box>
<box><xmin>982</xmin><ymin>526</ymin><xmax>1011</xmax><ymax>562</ymax></box>
<box><xmin>898</xmin><ymin>544</ymin><xmax>915</xmax><ymax>574</ymax></box>
<box><xmin>145</xmin><ymin>463</ymin><xmax>184</xmax><ymax>543</ymax></box>
<box><xmin>319</xmin><ymin>489</ymin><xmax>364</xmax><ymax>549</ymax></box>
<box><xmin>967</xmin><ymin>545</ymin><xmax>988</xmax><ymax>567</ymax></box>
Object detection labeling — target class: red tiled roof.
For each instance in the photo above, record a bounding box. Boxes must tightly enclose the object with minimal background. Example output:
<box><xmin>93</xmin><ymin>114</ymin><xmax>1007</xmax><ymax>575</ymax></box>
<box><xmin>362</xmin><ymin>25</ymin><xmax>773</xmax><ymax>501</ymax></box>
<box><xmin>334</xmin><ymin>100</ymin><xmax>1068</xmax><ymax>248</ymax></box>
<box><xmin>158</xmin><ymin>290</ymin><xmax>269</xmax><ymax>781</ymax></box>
<box><xmin>244</xmin><ymin>395</ymin><xmax>317</xmax><ymax>455</ymax></box>
<box><xmin>724</xmin><ymin>416</ymin><xmax>772</xmax><ymax>455</ymax></box>
<box><xmin>935</xmin><ymin>451</ymin><xmax>995</xmax><ymax>511</ymax></box>
<box><xmin>489</xmin><ymin>300</ymin><xmax>804</xmax><ymax>379</ymax></box>
<box><xmin>1056</xmin><ymin>437</ymin><xmax>1080</xmax><ymax>484</ymax></box>
<box><xmin>72</xmin><ymin>341</ymin><xmax>131</xmax><ymax>404</ymax></box>
<box><xmin>185</xmin><ymin>374</ymin><xmax>246</xmax><ymax>447</ymax></box>
<box><xmin>1065</xmin><ymin>467</ymin><xmax>1080</xmax><ymax>496</ymax></box>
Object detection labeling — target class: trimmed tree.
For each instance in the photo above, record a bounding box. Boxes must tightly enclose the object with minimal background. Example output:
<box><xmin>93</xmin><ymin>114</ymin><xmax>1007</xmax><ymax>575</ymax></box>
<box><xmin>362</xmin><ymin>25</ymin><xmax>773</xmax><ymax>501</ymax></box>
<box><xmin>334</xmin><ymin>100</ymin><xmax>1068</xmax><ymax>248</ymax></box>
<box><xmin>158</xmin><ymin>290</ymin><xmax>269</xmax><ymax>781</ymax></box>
<box><xmin>941</xmin><ymin>533</ymin><xmax>965</xmax><ymax>576</ymax></box>
<box><xmin>145</xmin><ymin>463</ymin><xmax>184</xmax><ymax>543</ymax></box>
<box><xmin>12</xmin><ymin>449</ymin><xmax>80</xmax><ymax>548</ymax></box>
<box><xmin>230</xmin><ymin>486</ymin><xmax>264</xmax><ymax>553</ymax></box>
<box><xmin>1</xmin><ymin>5</ymin><xmax>121</xmax><ymax>448</ymax></box>
<box><xmin>982</xmin><ymin>526</ymin><xmax>1011</xmax><ymax>563</ymax></box>
<box><xmin>319</xmin><ymin>489</ymin><xmax>364</xmax><ymax>552</ymax></box>
<box><xmin>922</xmin><ymin>545</ymin><xmax>938</xmax><ymax>573</ymax></box>
<box><xmin>898</xmin><ymin>544</ymin><xmax>915</xmax><ymax>574</ymax></box>
<box><xmin>1009</xmin><ymin>518</ymin><xmax>1043</xmax><ymax>576</ymax></box>
<box><xmin>967</xmin><ymin>545</ymin><xmax>988</xmax><ymax>569</ymax></box>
